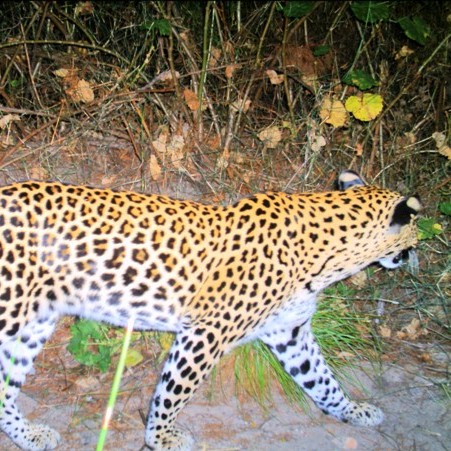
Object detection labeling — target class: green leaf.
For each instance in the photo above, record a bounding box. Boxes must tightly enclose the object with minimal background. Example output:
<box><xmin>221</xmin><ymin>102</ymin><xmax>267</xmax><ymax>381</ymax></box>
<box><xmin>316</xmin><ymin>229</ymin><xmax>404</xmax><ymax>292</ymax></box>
<box><xmin>439</xmin><ymin>202</ymin><xmax>451</xmax><ymax>216</ymax></box>
<box><xmin>342</xmin><ymin>69</ymin><xmax>378</xmax><ymax>90</ymax></box>
<box><xmin>350</xmin><ymin>1</ymin><xmax>390</xmax><ymax>23</ymax></box>
<box><xmin>283</xmin><ymin>1</ymin><xmax>315</xmax><ymax>18</ymax></box>
<box><xmin>417</xmin><ymin>217</ymin><xmax>443</xmax><ymax>240</ymax></box>
<box><xmin>313</xmin><ymin>45</ymin><xmax>330</xmax><ymax>57</ymax></box>
<box><xmin>141</xmin><ymin>18</ymin><xmax>171</xmax><ymax>36</ymax></box>
<box><xmin>67</xmin><ymin>320</ymin><xmax>112</xmax><ymax>373</ymax></box>
<box><xmin>398</xmin><ymin>16</ymin><xmax>430</xmax><ymax>45</ymax></box>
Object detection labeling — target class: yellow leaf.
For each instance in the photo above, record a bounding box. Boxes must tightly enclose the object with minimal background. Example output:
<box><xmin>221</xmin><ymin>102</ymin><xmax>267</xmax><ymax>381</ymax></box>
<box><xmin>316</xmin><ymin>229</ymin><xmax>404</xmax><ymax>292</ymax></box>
<box><xmin>158</xmin><ymin>333</ymin><xmax>174</xmax><ymax>355</ymax></box>
<box><xmin>124</xmin><ymin>348</ymin><xmax>143</xmax><ymax>368</ymax></box>
<box><xmin>438</xmin><ymin>145</ymin><xmax>451</xmax><ymax>160</ymax></box>
<box><xmin>345</xmin><ymin>94</ymin><xmax>383</xmax><ymax>121</ymax></box>
<box><xmin>319</xmin><ymin>98</ymin><xmax>348</xmax><ymax>127</ymax></box>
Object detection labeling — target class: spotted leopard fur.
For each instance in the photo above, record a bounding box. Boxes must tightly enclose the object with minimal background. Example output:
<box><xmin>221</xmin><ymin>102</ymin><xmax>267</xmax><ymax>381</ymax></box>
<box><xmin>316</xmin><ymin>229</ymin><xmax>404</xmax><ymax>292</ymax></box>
<box><xmin>0</xmin><ymin>170</ymin><xmax>421</xmax><ymax>450</ymax></box>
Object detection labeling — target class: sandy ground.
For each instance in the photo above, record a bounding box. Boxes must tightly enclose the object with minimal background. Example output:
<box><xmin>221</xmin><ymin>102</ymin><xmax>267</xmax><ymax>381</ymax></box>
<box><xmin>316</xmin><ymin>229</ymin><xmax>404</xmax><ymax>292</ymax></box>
<box><xmin>0</xmin><ymin>357</ymin><xmax>448</xmax><ymax>451</ymax></box>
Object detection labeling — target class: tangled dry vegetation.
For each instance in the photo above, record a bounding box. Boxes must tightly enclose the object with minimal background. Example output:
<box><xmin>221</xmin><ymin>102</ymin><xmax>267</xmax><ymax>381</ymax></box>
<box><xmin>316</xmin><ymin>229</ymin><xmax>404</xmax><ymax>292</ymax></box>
<box><xmin>0</xmin><ymin>1</ymin><xmax>449</xmax><ymax>392</ymax></box>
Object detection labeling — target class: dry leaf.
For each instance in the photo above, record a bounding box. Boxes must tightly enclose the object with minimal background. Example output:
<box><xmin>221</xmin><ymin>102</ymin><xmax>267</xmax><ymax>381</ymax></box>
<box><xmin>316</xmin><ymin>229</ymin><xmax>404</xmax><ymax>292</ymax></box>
<box><xmin>224</xmin><ymin>40</ymin><xmax>234</xmax><ymax>57</ymax></box>
<box><xmin>355</xmin><ymin>143</ymin><xmax>364</xmax><ymax>156</ymax></box>
<box><xmin>432</xmin><ymin>132</ymin><xmax>451</xmax><ymax>159</ymax></box>
<box><xmin>101</xmin><ymin>175</ymin><xmax>117</xmax><ymax>186</ymax></box>
<box><xmin>208</xmin><ymin>47</ymin><xmax>222</xmax><ymax>68</ymax></box>
<box><xmin>403</xmin><ymin>131</ymin><xmax>417</xmax><ymax>145</ymax></box>
<box><xmin>154</xmin><ymin>70</ymin><xmax>180</xmax><ymax>85</ymax></box>
<box><xmin>395</xmin><ymin>45</ymin><xmax>414</xmax><ymax>60</ymax></box>
<box><xmin>75</xmin><ymin>1</ymin><xmax>94</xmax><ymax>16</ymax></box>
<box><xmin>379</xmin><ymin>325</ymin><xmax>392</xmax><ymax>338</ymax></box>
<box><xmin>67</xmin><ymin>79</ymin><xmax>94</xmax><ymax>103</ymax></box>
<box><xmin>0</xmin><ymin>114</ymin><xmax>20</xmax><ymax>129</ymax></box>
<box><xmin>349</xmin><ymin>271</ymin><xmax>367</xmax><ymax>288</ymax></box>
<box><xmin>396</xmin><ymin>318</ymin><xmax>425</xmax><ymax>340</ymax></box>
<box><xmin>152</xmin><ymin>130</ymin><xmax>169</xmax><ymax>154</ymax></box>
<box><xmin>309</xmin><ymin>133</ymin><xmax>326</xmax><ymax>152</ymax></box>
<box><xmin>216</xmin><ymin>148</ymin><xmax>230</xmax><ymax>170</ymax></box>
<box><xmin>149</xmin><ymin>154</ymin><xmax>162</xmax><ymax>180</ymax></box>
<box><xmin>258</xmin><ymin>126</ymin><xmax>282</xmax><ymax>149</ymax></box>
<box><xmin>75</xmin><ymin>375</ymin><xmax>99</xmax><ymax>390</ymax></box>
<box><xmin>438</xmin><ymin>145</ymin><xmax>451</xmax><ymax>159</ymax></box>
<box><xmin>29</xmin><ymin>166</ymin><xmax>48</xmax><ymax>180</ymax></box>
<box><xmin>266</xmin><ymin>69</ymin><xmax>284</xmax><ymax>85</ymax></box>
<box><xmin>432</xmin><ymin>131</ymin><xmax>446</xmax><ymax>148</ymax></box>
<box><xmin>206</xmin><ymin>134</ymin><xmax>221</xmax><ymax>150</ymax></box>
<box><xmin>183</xmin><ymin>88</ymin><xmax>206</xmax><ymax>111</ymax></box>
<box><xmin>225</xmin><ymin>64</ymin><xmax>240</xmax><ymax>79</ymax></box>
<box><xmin>231</xmin><ymin>98</ymin><xmax>251</xmax><ymax>113</ymax></box>
<box><xmin>53</xmin><ymin>68</ymin><xmax>71</xmax><ymax>78</ymax></box>
<box><xmin>183</xmin><ymin>89</ymin><xmax>199</xmax><ymax>111</ymax></box>
<box><xmin>319</xmin><ymin>97</ymin><xmax>348</xmax><ymax>127</ymax></box>
<box><xmin>167</xmin><ymin>134</ymin><xmax>185</xmax><ymax>168</ymax></box>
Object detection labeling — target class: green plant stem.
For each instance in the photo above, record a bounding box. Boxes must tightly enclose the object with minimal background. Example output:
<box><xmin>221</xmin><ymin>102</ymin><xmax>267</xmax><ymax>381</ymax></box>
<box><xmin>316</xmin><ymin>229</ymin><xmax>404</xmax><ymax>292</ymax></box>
<box><xmin>96</xmin><ymin>318</ymin><xmax>134</xmax><ymax>451</ymax></box>
<box><xmin>255</xmin><ymin>2</ymin><xmax>276</xmax><ymax>67</ymax></box>
<box><xmin>418</xmin><ymin>32</ymin><xmax>451</xmax><ymax>74</ymax></box>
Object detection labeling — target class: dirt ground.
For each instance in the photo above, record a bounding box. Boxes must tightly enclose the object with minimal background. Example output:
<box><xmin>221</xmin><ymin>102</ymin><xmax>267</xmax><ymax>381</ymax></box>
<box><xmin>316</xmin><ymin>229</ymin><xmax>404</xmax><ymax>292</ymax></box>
<box><xmin>0</xmin><ymin>334</ymin><xmax>448</xmax><ymax>451</ymax></box>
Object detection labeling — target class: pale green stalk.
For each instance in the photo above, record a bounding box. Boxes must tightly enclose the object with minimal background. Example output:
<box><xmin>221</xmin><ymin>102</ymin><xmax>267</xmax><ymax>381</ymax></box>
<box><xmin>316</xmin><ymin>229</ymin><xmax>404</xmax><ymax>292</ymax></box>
<box><xmin>96</xmin><ymin>317</ymin><xmax>135</xmax><ymax>451</ymax></box>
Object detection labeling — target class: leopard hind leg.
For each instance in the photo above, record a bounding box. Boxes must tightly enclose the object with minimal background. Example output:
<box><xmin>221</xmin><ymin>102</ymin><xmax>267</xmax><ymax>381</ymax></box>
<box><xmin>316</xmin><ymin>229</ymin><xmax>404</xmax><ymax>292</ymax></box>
<box><xmin>0</xmin><ymin>314</ymin><xmax>61</xmax><ymax>451</ymax></box>
<box><xmin>261</xmin><ymin>323</ymin><xmax>384</xmax><ymax>427</ymax></box>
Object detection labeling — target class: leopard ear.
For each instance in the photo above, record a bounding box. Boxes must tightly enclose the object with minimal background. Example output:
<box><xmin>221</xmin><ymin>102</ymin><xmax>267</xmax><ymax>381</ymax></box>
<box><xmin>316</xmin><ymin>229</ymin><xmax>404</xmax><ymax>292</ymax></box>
<box><xmin>337</xmin><ymin>170</ymin><xmax>365</xmax><ymax>191</ymax></box>
<box><xmin>390</xmin><ymin>195</ymin><xmax>422</xmax><ymax>227</ymax></box>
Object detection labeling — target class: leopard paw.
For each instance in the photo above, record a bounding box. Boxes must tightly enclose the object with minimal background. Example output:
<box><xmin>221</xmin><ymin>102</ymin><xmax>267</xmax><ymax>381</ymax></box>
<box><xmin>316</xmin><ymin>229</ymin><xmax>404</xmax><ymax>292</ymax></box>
<box><xmin>145</xmin><ymin>426</ymin><xmax>194</xmax><ymax>451</ymax></box>
<box><xmin>15</xmin><ymin>422</ymin><xmax>61</xmax><ymax>451</ymax></box>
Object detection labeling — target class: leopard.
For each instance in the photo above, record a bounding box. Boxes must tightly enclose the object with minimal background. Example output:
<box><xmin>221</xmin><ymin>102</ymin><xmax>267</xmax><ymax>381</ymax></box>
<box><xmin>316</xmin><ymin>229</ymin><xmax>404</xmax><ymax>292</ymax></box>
<box><xmin>0</xmin><ymin>169</ymin><xmax>421</xmax><ymax>450</ymax></box>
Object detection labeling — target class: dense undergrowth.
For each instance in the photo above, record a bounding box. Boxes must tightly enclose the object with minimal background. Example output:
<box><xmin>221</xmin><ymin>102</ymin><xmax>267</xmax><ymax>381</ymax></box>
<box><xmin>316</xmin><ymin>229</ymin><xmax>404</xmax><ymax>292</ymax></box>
<box><xmin>0</xmin><ymin>1</ymin><xmax>449</xmax><ymax>406</ymax></box>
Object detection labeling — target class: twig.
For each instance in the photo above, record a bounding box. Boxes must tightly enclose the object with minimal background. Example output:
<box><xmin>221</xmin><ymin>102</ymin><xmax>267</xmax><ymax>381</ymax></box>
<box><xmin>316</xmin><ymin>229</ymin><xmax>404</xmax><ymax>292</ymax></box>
<box><xmin>0</xmin><ymin>40</ymin><xmax>129</xmax><ymax>65</ymax></box>
<box><xmin>0</xmin><ymin>106</ymin><xmax>53</xmax><ymax>117</ymax></box>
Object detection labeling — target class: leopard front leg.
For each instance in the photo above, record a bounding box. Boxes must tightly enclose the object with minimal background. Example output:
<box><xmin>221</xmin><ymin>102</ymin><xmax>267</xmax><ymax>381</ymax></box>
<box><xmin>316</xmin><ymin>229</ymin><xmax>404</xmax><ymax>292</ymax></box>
<box><xmin>261</xmin><ymin>323</ymin><xmax>384</xmax><ymax>427</ymax></box>
<box><xmin>145</xmin><ymin>325</ymin><xmax>226</xmax><ymax>451</ymax></box>
<box><xmin>0</xmin><ymin>315</ymin><xmax>61</xmax><ymax>451</ymax></box>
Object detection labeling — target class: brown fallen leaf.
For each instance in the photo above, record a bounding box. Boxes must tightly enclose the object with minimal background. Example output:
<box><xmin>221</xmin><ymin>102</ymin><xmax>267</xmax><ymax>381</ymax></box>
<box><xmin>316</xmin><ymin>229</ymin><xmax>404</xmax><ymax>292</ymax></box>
<box><xmin>149</xmin><ymin>154</ymin><xmax>162</xmax><ymax>181</ymax></box>
<box><xmin>266</xmin><ymin>69</ymin><xmax>284</xmax><ymax>85</ymax></box>
<box><xmin>258</xmin><ymin>126</ymin><xmax>282</xmax><ymax>149</ymax></box>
